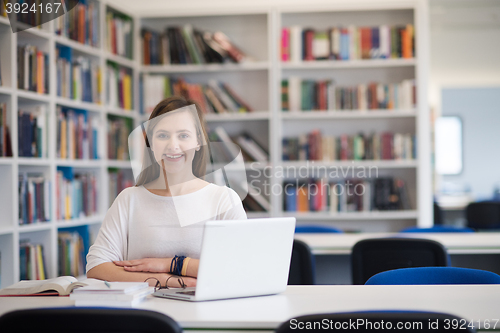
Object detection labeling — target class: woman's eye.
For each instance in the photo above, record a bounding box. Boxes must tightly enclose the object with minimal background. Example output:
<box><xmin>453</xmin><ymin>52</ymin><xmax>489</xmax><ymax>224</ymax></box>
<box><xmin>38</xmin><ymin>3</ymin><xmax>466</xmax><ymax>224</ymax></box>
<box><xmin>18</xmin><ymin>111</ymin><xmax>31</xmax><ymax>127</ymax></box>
<box><xmin>179</xmin><ymin>134</ymin><xmax>189</xmax><ymax>139</ymax></box>
<box><xmin>157</xmin><ymin>133</ymin><xmax>168</xmax><ymax>139</ymax></box>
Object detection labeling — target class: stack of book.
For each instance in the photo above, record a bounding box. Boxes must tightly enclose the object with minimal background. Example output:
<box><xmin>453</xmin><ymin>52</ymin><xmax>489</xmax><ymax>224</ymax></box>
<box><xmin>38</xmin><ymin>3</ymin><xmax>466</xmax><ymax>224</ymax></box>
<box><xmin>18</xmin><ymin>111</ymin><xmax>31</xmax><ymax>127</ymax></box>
<box><xmin>0</xmin><ymin>103</ymin><xmax>13</xmax><ymax>157</ymax></box>
<box><xmin>19</xmin><ymin>241</ymin><xmax>47</xmax><ymax>280</ymax></box>
<box><xmin>18</xmin><ymin>106</ymin><xmax>47</xmax><ymax>158</ymax></box>
<box><xmin>56</xmin><ymin>107</ymin><xmax>99</xmax><ymax>160</ymax></box>
<box><xmin>107</xmin><ymin>116</ymin><xmax>132</xmax><ymax>161</ymax></box>
<box><xmin>106</xmin><ymin>10</ymin><xmax>133</xmax><ymax>59</ymax></box>
<box><xmin>281</xmin><ymin>24</ymin><xmax>414</xmax><ymax>62</ymax></box>
<box><xmin>58</xmin><ymin>231</ymin><xmax>86</xmax><ymax>277</ymax></box>
<box><xmin>17</xmin><ymin>45</ymin><xmax>49</xmax><ymax>94</ymax></box>
<box><xmin>70</xmin><ymin>281</ymin><xmax>153</xmax><ymax>307</ymax></box>
<box><xmin>56</xmin><ymin>168</ymin><xmax>98</xmax><ymax>221</ymax></box>
<box><xmin>142</xmin><ymin>25</ymin><xmax>248</xmax><ymax>65</ymax></box>
<box><xmin>106</xmin><ymin>62</ymin><xmax>133</xmax><ymax>110</ymax></box>
<box><xmin>56</xmin><ymin>45</ymin><xmax>101</xmax><ymax>104</ymax></box>
<box><xmin>55</xmin><ymin>0</ymin><xmax>99</xmax><ymax>47</ymax></box>
<box><xmin>282</xmin><ymin>79</ymin><xmax>416</xmax><ymax>111</ymax></box>
<box><xmin>18</xmin><ymin>173</ymin><xmax>50</xmax><ymax>225</ymax></box>
<box><xmin>283</xmin><ymin>177</ymin><xmax>411</xmax><ymax>213</ymax></box>
<box><xmin>282</xmin><ymin>130</ymin><xmax>416</xmax><ymax>161</ymax></box>
<box><xmin>142</xmin><ymin>76</ymin><xmax>253</xmax><ymax>115</ymax></box>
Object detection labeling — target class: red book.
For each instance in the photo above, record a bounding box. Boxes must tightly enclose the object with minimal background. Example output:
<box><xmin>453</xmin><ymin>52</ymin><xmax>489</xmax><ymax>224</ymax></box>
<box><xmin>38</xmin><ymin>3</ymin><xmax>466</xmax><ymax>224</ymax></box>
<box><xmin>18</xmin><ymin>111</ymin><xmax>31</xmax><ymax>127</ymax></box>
<box><xmin>381</xmin><ymin>132</ymin><xmax>394</xmax><ymax>160</ymax></box>
<box><xmin>361</xmin><ymin>28</ymin><xmax>372</xmax><ymax>59</ymax></box>
<box><xmin>340</xmin><ymin>134</ymin><xmax>349</xmax><ymax>160</ymax></box>
<box><xmin>281</xmin><ymin>28</ymin><xmax>290</xmax><ymax>62</ymax></box>
<box><xmin>304</xmin><ymin>29</ymin><xmax>314</xmax><ymax>61</ymax></box>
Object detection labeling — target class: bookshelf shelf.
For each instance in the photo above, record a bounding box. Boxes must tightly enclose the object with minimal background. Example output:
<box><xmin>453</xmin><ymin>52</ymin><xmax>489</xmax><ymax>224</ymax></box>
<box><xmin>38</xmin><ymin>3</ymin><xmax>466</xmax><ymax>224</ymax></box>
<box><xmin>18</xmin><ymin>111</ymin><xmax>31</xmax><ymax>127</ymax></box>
<box><xmin>16</xmin><ymin>90</ymin><xmax>51</xmax><ymax>102</ymax></box>
<box><xmin>0</xmin><ymin>158</ymin><xmax>13</xmax><ymax>165</ymax></box>
<box><xmin>56</xmin><ymin>216</ymin><xmax>105</xmax><ymax>228</ymax></box>
<box><xmin>247</xmin><ymin>212</ymin><xmax>271</xmax><ymax>219</ymax></box>
<box><xmin>107</xmin><ymin>160</ymin><xmax>132</xmax><ymax>169</ymax></box>
<box><xmin>106</xmin><ymin>107</ymin><xmax>136</xmax><ymax>117</ymax></box>
<box><xmin>141</xmin><ymin>61</ymin><xmax>270</xmax><ymax>73</ymax></box>
<box><xmin>284</xmin><ymin>210</ymin><xmax>419</xmax><ymax>221</ymax></box>
<box><xmin>0</xmin><ymin>16</ymin><xmax>9</xmax><ymax>26</ymax></box>
<box><xmin>0</xmin><ymin>86</ymin><xmax>13</xmax><ymax>94</ymax></box>
<box><xmin>17</xmin><ymin>158</ymin><xmax>51</xmax><ymax>166</ymax></box>
<box><xmin>106</xmin><ymin>52</ymin><xmax>136</xmax><ymax>68</ymax></box>
<box><xmin>281</xmin><ymin>110</ymin><xmax>417</xmax><ymax>120</ymax></box>
<box><xmin>0</xmin><ymin>227</ymin><xmax>14</xmax><ymax>236</ymax></box>
<box><xmin>55</xmin><ymin>98</ymin><xmax>103</xmax><ymax>113</ymax></box>
<box><xmin>280</xmin><ymin>160</ymin><xmax>418</xmax><ymax>169</ymax></box>
<box><xmin>205</xmin><ymin>111</ymin><xmax>270</xmax><ymax>122</ymax></box>
<box><xmin>54</xmin><ymin>35</ymin><xmax>102</xmax><ymax>57</ymax></box>
<box><xmin>55</xmin><ymin>159</ymin><xmax>102</xmax><ymax>167</ymax></box>
<box><xmin>281</xmin><ymin>58</ymin><xmax>417</xmax><ymax>70</ymax></box>
<box><xmin>15</xmin><ymin>23</ymin><xmax>51</xmax><ymax>39</ymax></box>
<box><xmin>18</xmin><ymin>223</ymin><xmax>52</xmax><ymax>233</ymax></box>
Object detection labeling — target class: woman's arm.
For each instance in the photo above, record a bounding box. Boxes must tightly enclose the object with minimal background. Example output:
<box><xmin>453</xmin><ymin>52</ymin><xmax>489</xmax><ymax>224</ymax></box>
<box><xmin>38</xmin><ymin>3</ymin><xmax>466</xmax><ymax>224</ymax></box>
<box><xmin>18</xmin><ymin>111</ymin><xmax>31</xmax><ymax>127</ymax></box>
<box><xmin>113</xmin><ymin>258</ymin><xmax>200</xmax><ymax>278</ymax></box>
<box><xmin>87</xmin><ymin>262</ymin><xmax>197</xmax><ymax>287</ymax></box>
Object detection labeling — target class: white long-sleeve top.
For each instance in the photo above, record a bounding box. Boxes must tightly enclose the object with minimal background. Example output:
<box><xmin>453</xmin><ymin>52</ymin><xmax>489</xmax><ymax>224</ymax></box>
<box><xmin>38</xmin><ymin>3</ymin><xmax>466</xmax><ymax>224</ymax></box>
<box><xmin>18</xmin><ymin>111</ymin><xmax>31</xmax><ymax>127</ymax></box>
<box><xmin>86</xmin><ymin>184</ymin><xmax>247</xmax><ymax>272</ymax></box>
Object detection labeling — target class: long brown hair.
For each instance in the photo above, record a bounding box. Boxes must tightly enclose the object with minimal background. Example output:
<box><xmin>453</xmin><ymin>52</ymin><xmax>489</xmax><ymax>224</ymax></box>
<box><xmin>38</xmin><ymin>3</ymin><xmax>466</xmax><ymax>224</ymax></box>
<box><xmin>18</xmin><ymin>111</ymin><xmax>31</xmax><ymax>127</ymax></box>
<box><xmin>135</xmin><ymin>96</ymin><xmax>209</xmax><ymax>186</ymax></box>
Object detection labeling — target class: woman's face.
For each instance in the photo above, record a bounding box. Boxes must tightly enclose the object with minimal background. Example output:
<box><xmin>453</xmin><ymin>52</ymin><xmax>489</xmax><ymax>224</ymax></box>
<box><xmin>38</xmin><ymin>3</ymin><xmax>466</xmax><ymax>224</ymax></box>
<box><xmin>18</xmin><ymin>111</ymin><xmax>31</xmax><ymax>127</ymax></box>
<box><xmin>150</xmin><ymin>110</ymin><xmax>200</xmax><ymax>175</ymax></box>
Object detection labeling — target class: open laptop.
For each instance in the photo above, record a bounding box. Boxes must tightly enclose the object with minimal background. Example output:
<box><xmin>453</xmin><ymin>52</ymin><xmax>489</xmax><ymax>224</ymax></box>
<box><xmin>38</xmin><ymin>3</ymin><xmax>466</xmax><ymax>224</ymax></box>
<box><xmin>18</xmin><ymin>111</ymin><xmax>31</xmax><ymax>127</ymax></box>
<box><xmin>153</xmin><ymin>217</ymin><xmax>296</xmax><ymax>301</ymax></box>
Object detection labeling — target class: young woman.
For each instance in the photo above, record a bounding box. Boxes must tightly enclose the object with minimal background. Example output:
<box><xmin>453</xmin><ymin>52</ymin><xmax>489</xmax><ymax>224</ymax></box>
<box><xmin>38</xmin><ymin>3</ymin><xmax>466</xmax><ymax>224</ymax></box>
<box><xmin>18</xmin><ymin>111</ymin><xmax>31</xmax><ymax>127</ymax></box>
<box><xmin>86</xmin><ymin>96</ymin><xmax>247</xmax><ymax>287</ymax></box>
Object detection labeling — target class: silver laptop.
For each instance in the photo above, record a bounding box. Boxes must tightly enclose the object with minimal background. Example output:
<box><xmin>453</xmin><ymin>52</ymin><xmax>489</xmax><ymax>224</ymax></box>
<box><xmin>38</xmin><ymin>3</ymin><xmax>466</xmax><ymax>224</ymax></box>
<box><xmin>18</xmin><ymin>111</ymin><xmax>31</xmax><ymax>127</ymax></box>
<box><xmin>153</xmin><ymin>217</ymin><xmax>296</xmax><ymax>301</ymax></box>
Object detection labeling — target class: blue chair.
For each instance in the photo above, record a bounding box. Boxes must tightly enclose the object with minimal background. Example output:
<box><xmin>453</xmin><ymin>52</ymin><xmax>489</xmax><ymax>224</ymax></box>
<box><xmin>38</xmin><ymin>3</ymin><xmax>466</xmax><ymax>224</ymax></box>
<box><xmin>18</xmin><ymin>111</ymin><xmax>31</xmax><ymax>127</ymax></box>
<box><xmin>400</xmin><ymin>226</ymin><xmax>475</xmax><ymax>233</ymax></box>
<box><xmin>276</xmin><ymin>311</ymin><xmax>475</xmax><ymax>333</ymax></box>
<box><xmin>366</xmin><ymin>267</ymin><xmax>500</xmax><ymax>285</ymax></box>
<box><xmin>295</xmin><ymin>225</ymin><xmax>343</xmax><ymax>233</ymax></box>
<box><xmin>0</xmin><ymin>308</ymin><xmax>182</xmax><ymax>333</ymax></box>
<box><xmin>288</xmin><ymin>239</ymin><xmax>316</xmax><ymax>285</ymax></box>
<box><xmin>351</xmin><ymin>238</ymin><xmax>450</xmax><ymax>285</ymax></box>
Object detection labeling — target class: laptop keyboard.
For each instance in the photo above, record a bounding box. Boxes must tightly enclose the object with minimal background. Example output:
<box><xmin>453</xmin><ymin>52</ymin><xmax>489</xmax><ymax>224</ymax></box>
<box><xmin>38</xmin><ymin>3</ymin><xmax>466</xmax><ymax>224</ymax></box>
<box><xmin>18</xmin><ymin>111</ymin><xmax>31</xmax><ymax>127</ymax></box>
<box><xmin>176</xmin><ymin>290</ymin><xmax>196</xmax><ymax>296</ymax></box>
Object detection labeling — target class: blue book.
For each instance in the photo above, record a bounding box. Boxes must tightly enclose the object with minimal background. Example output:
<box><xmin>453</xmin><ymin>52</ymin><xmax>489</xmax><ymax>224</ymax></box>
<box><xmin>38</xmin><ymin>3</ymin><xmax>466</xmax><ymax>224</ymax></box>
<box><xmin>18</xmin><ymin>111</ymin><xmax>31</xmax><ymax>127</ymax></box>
<box><xmin>284</xmin><ymin>183</ymin><xmax>297</xmax><ymax>212</ymax></box>
<box><xmin>371</xmin><ymin>27</ymin><xmax>380</xmax><ymax>58</ymax></box>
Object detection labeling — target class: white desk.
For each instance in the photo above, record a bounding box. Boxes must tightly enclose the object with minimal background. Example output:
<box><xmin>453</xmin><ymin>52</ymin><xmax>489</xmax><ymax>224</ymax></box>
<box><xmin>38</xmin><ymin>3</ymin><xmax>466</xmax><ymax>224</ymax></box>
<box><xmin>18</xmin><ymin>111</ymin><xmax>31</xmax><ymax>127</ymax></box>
<box><xmin>294</xmin><ymin>233</ymin><xmax>500</xmax><ymax>284</ymax></box>
<box><xmin>1</xmin><ymin>285</ymin><xmax>499</xmax><ymax>332</ymax></box>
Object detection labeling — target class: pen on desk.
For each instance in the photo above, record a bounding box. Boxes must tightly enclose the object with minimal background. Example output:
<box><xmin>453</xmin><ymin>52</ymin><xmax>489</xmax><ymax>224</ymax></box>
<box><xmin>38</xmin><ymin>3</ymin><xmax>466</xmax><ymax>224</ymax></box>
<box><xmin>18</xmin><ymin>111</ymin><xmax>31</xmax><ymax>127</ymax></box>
<box><xmin>104</xmin><ymin>281</ymin><xmax>111</xmax><ymax>289</ymax></box>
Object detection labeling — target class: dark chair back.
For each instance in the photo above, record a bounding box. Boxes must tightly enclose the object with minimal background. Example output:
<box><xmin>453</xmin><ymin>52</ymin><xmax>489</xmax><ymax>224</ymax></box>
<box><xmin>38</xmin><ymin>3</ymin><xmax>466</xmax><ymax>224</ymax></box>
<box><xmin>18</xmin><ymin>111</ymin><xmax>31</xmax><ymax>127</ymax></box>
<box><xmin>351</xmin><ymin>238</ymin><xmax>449</xmax><ymax>285</ymax></box>
<box><xmin>366</xmin><ymin>267</ymin><xmax>500</xmax><ymax>285</ymax></box>
<box><xmin>466</xmin><ymin>201</ymin><xmax>500</xmax><ymax>230</ymax></box>
<box><xmin>0</xmin><ymin>308</ymin><xmax>182</xmax><ymax>333</ymax></box>
<box><xmin>276</xmin><ymin>311</ymin><xmax>476</xmax><ymax>333</ymax></box>
<box><xmin>288</xmin><ymin>239</ymin><xmax>315</xmax><ymax>285</ymax></box>
<box><xmin>295</xmin><ymin>225</ymin><xmax>342</xmax><ymax>233</ymax></box>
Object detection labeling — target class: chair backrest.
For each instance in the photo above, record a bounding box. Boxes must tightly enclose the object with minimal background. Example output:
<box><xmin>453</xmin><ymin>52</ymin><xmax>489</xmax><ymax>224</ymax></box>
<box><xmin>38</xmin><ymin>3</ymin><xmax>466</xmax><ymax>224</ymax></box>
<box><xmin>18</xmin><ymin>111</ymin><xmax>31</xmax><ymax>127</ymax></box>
<box><xmin>0</xmin><ymin>308</ymin><xmax>182</xmax><ymax>333</ymax></box>
<box><xmin>295</xmin><ymin>225</ymin><xmax>343</xmax><ymax>233</ymax></box>
<box><xmin>400</xmin><ymin>226</ymin><xmax>475</xmax><ymax>233</ymax></box>
<box><xmin>351</xmin><ymin>238</ymin><xmax>449</xmax><ymax>285</ymax></box>
<box><xmin>365</xmin><ymin>267</ymin><xmax>500</xmax><ymax>285</ymax></box>
<box><xmin>288</xmin><ymin>239</ymin><xmax>315</xmax><ymax>285</ymax></box>
<box><xmin>466</xmin><ymin>201</ymin><xmax>500</xmax><ymax>229</ymax></box>
<box><xmin>276</xmin><ymin>311</ymin><xmax>476</xmax><ymax>333</ymax></box>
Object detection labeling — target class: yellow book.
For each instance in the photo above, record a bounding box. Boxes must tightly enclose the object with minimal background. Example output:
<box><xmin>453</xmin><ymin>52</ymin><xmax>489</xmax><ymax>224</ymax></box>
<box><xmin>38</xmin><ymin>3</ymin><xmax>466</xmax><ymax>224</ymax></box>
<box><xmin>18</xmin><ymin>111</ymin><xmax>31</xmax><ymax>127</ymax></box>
<box><xmin>124</xmin><ymin>74</ymin><xmax>131</xmax><ymax>110</ymax></box>
<box><xmin>36</xmin><ymin>244</ymin><xmax>46</xmax><ymax>280</ymax></box>
<box><xmin>61</xmin><ymin>117</ymin><xmax>67</xmax><ymax>159</ymax></box>
<box><xmin>65</xmin><ymin>191</ymin><xmax>71</xmax><ymax>220</ymax></box>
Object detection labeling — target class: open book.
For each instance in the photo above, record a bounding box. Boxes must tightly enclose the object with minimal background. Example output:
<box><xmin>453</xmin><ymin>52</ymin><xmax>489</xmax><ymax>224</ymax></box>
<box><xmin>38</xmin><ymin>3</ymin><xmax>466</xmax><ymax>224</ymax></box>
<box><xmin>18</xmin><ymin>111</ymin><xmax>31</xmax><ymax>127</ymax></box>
<box><xmin>0</xmin><ymin>276</ymin><xmax>102</xmax><ymax>296</ymax></box>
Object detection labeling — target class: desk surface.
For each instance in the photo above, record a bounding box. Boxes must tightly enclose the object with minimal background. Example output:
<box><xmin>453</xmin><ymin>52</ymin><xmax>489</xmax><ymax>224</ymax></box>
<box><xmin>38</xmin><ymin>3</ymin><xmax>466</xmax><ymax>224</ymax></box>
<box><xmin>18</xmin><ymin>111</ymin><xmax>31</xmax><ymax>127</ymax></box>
<box><xmin>294</xmin><ymin>232</ymin><xmax>500</xmax><ymax>255</ymax></box>
<box><xmin>1</xmin><ymin>285</ymin><xmax>499</xmax><ymax>330</ymax></box>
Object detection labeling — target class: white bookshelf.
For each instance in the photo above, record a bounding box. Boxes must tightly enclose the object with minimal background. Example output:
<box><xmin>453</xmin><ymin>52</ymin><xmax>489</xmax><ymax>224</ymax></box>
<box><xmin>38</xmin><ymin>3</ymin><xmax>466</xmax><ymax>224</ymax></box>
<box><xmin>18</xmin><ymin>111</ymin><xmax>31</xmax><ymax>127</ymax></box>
<box><xmin>0</xmin><ymin>0</ymin><xmax>431</xmax><ymax>288</ymax></box>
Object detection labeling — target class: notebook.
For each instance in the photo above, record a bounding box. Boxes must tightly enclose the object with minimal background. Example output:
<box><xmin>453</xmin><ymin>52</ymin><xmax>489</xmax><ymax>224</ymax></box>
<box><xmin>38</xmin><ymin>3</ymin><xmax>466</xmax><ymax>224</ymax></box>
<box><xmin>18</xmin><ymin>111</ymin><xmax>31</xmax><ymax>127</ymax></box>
<box><xmin>153</xmin><ymin>217</ymin><xmax>296</xmax><ymax>301</ymax></box>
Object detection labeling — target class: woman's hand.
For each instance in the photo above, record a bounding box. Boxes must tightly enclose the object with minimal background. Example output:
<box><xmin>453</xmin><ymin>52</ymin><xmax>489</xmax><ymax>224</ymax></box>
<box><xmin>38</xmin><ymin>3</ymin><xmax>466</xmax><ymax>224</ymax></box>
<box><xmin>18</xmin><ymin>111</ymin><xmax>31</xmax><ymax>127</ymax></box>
<box><xmin>113</xmin><ymin>258</ymin><xmax>171</xmax><ymax>273</ymax></box>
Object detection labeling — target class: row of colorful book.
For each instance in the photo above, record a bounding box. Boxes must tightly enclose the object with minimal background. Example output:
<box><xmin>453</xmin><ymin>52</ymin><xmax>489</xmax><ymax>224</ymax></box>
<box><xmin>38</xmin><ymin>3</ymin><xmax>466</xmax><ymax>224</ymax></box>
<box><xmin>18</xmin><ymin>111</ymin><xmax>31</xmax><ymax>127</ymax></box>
<box><xmin>142</xmin><ymin>75</ymin><xmax>253</xmax><ymax>115</ymax></box>
<box><xmin>17</xmin><ymin>45</ymin><xmax>49</xmax><ymax>94</ymax></box>
<box><xmin>56</xmin><ymin>169</ymin><xmax>98</xmax><ymax>221</ymax></box>
<box><xmin>282</xmin><ymin>131</ymin><xmax>416</xmax><ymax>161</ymax></box>
<box><xmin>142</xmin><ymin>26</ymin><xmax>248</xmax><ymax>65</ymax></box>
<box><xmin>18</xmin><ymin>107</ymin><xmax>46</xmax><ymax>158</ymax></box>
<box><xmin>18</xmin><ymin>172</ymin><xmax>50</xmax><ymax>225</ymax></box>
<box><xmin>19</xmin><ymin>242</ymin><xmax>47</xmax><ymax>280</ymax></box>
<box><xmin>0</xmin><ymin>103</ymin><xmax>13</xmax><ymax>157</ymax></box>
<box><xmin>281</xmin><ymin>25</ymin><xmax>414</xmax><ymax>62</ymax></box>
<box><xmin>56</xmin><ymin>107</ymin><xmax>99</xmax><ymax>160</ymax></box>
<box><xmin>106</xmin><ymin>10</ymin><xmax>133</xmax><ymax>59</ymax></box>
<box><xmin>56</xmin><ymin>46</ymin><xmax>101</xmax><ymax>104</ymax></box>
<box><xmin>107</xmin><ymin>115</ymin><xmax>132</xmax><ymax>161</ymax></box>
<box><xmin>282</xmin><ymin>79</ymin><xmax>416</xmax><ymax>111</ymax></box>
<box><xmin>106</xmin><ymin>62</ymin><xmax>132</xmax><ymax>110</ymax></box>
<box><xmin>108</xmin><ymin>169</ymin><xmax>134</xmax><ymax>206</ymax></box>
<box><xmin>55</xmin><ymin>0</ymin><xmax>99</xmax><ymax>47</ymax></box>
<box><xmin>58</xmin><ymin>231</ymin><xmax>86</xmax><ymax>277</ymax></box>
<box><xmin>283</xmin><ymin>177</ymin><xmax>411</xmax><ymax>213</ymax></box>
